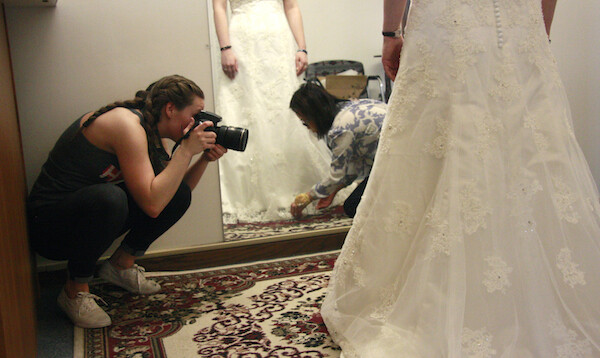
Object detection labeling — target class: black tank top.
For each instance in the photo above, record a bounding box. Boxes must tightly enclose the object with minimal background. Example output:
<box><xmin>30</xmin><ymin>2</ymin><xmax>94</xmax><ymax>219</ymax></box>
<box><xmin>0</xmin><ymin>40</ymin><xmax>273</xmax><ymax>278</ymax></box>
<box><xmin>28</xmin><ymin>109</ymin><xmax>144</xmax><ymax>211</ymax></box>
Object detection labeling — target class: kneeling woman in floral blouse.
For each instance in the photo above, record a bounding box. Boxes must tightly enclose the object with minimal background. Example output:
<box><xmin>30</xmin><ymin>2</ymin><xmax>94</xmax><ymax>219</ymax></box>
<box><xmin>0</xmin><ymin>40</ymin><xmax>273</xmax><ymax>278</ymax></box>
<box><xmin>289</xmin><ymin>82</ymin><xmax>387</xmax><ymax>218</ymax></box>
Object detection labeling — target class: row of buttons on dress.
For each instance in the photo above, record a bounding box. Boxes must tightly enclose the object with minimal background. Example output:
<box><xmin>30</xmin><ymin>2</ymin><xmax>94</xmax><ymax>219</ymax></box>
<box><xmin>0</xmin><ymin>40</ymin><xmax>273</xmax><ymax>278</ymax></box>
<box><xmin>493</xmin><ymin>0</ymin><xmax>504</xmax><ymax>48</ymax></box>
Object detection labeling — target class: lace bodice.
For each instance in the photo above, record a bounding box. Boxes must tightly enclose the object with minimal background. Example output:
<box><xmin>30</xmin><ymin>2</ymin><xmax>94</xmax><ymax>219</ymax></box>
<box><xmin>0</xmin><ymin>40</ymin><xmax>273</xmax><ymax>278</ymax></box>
<box><xmin>229</xmin><ymin>0</ymin><xmax>281</xmax><ymax>12</ymax></box>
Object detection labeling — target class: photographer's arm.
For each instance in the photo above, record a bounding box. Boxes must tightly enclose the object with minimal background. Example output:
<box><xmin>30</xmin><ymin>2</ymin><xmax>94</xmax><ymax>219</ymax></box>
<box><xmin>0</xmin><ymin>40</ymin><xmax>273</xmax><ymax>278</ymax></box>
<box><xmin>112</xmin><ymin>115</ymin><xmax>215</xmax><ymax>218</ymax></box>
<box><xmin>183</xmin><ymin>145</ymin><xmax>227</xmax><ymax>190</ymax></box>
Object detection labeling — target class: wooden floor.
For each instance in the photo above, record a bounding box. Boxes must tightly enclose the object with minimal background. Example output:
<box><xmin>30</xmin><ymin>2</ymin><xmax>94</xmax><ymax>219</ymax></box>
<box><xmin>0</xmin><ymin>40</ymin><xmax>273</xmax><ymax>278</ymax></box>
<box><xmin>37</xmin><ymin>231</ymin><xmax>347</xmax><ymax>284</ymax></box>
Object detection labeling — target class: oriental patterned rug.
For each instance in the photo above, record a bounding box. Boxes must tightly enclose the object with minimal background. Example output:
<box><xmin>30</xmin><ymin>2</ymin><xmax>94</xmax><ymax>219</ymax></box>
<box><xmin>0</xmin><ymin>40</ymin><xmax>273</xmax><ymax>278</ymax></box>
<box><xmin>223</xmin><ymin>205</ymin><xmax>352</xmax><ymax>242</ymax></box>
<box><xmin>74</xmin><ymin>253</ymin><xmax>341</xmax><ymax>358</ymax></box>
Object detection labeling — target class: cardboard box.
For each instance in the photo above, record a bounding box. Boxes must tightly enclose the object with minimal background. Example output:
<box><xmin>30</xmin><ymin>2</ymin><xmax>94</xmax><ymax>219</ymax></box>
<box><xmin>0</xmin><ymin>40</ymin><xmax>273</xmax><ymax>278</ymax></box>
<box><xmin>325</xmin><ymin>75</ymin><xmax>367</xmax><ymax>99</ymax></box>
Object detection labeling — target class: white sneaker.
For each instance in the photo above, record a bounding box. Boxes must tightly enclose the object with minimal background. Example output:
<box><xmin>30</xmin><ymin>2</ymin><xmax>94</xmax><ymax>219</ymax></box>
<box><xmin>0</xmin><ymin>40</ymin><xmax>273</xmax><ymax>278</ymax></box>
<box><xmin>99</xmin><ymin>262</ymin><xmax>161</xmax><ymax>294</ymax></box>
<box><xmin>57</xmin><ymin>289</ymin><xmax>111</xmax><ymax>328</ymax></box>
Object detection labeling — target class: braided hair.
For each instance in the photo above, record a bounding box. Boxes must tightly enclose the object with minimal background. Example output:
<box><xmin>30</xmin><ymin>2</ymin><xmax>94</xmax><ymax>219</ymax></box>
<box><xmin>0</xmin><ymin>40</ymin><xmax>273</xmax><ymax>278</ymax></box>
<box><xmin>81</xmin><ymin>75</ymin><xmax>204</xmax><ymax>172</ymax></box>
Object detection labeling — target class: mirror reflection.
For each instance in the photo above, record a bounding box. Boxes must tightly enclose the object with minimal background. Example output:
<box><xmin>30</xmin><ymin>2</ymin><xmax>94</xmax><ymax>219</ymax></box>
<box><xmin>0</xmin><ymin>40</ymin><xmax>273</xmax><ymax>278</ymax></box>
<box><xmin>207</xmin><ymin>0</ymin><xmax>385</xmax><ymax>241</ymax></box>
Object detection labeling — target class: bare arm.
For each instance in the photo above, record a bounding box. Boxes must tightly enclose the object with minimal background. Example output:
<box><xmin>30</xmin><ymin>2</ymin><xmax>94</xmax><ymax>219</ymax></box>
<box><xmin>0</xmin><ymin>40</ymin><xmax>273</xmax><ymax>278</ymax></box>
<box><xmin>383</xmin><ymin>0</ymin><xmax>407</xmax><ymax>35</ymax></box>
<box><xmin>183</xmin><ymin>145</ymin><xmax>227</xmax><ymax>190</ymax></box>
<box><xmin>283</xmin><ymin>0</ymin><xmax>309</xmax><ymax>75</ymax></box>
<box><xmin>283</xmin><ymin>0</ymin><xmax>307</xmax><ymax>50</ymax></box>
<box><xmin>542</xmin><ymin>0</ymin><xmax>558</xmax><ymax>36</ymax></box>
<box><xmin>213</xmin><ymin>0</ymin><xmax>238</xmax><ymax>79</ymax></box>
<box><xmin>382</xmin><ymin>0</ymin><xmax>408</xmax><ymax>80</ymax></box>
<box><xmin>107</xmin><ymin>110</ymin><xmax>216</xmax><ymax>217</ymax></box>
<box><xmin>213</xmin><ymin>0</ymin><xmax>231</xmax><ymax>49</ymax></box>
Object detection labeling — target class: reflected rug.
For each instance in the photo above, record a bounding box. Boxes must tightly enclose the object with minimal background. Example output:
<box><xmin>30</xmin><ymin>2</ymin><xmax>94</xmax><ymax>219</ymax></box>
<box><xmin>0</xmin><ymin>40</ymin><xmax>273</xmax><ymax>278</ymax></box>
<box><xmin>74</xmin><ymin>252</ymin><xmax>341</xmax><ymax>358</ymax></box>
<box><xmin>223</xmin><ymin>206</ymin><xmax>352</xmax><ymax>242</ymax></box>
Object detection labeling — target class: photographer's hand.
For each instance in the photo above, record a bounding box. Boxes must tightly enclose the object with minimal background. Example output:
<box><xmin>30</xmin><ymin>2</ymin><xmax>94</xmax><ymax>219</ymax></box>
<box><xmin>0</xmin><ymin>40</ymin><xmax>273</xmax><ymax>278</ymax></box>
<box><xmin>181</xmin><ymin>120</ymin><xmax>217</xmax><ymax>155</ymax></box>
<box><xmin>201</xmin><ymin>144</ymin><xmax>227</xmax><ymax>162</ymax></box>
<box><xmin>182</xmin><ymin>129</ymin><xmax>224</xmax><ymax>191</ymax></box>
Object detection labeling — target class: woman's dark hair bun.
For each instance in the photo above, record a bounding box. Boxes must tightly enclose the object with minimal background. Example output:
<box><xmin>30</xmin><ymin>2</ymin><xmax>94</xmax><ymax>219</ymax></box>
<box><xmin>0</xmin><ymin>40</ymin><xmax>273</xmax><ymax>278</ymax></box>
<box><xmin>135</xmin><ymin>90</ymin><xmax>148</xmax><ymax>99</ymax></box>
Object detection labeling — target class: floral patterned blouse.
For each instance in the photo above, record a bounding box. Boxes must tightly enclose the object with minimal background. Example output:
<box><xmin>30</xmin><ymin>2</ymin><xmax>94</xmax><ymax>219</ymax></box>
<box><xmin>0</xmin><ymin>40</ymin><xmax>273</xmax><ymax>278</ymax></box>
<box><xmin>310</xmin><ymin>99</ymin><xmax>387</xmax><ymax>198</ymax></box>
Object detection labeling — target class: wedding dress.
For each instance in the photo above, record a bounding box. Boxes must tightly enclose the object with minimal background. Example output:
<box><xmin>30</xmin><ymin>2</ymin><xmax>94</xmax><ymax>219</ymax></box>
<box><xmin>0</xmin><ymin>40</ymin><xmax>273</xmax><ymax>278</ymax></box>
<box><xmin>320</xmin><ymin>0</ymin><xmax>600</xmax><ymax>357</ymax></box>
<box><xmin>214</xmin><ymin>0</ymin><xmax>331</xmax><ymax>224</ymax></box>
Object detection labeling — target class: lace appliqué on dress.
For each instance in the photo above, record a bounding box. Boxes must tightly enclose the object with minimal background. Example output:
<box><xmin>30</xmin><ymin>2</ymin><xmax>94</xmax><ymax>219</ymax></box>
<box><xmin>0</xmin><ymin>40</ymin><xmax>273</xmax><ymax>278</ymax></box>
<box><xmin>387</xmin><ymin>40</ymin><xmax>437</xmax><ymax>120</ymax></box>
<box><xmin>425</xmin><ymin>194</ymin><xmax>462</xmax><ymax>259</ymax></box>
<box><xmin>426</xmin><ymin>223</ymin><xmax>462</xmax><ymax>260</ymax></box>
<box><xmin>462</xmin><ymin>327</ymin><xmax>497</xmax><ymax>358</ymax></box>
<box><xmin>490</xmin><ymin>55</ymin><xmax>522</xmax><ymax>103</ymax></box>
<box><xmin>436</xmin><ymin>0</ymin><xmax>486</xmax><ymax>82</ymax></box>
<box><xmin>460</xmin><ymin>181</ymin><xmax>492</xmax><ymax>235</ymax></box>
<box><xmin>556</xmin><ymin>247</ymin><xmax>586</xmax><ymax>288</ymax></box>
<box><xmin>473</xmin><ymin>112</ymin><xmax>502</xmax><ymax>160</ymax></box>
<box><xmin>332</xmin><ymin>217</ymin><xmax>368</xmax><ymax>289</ymax></box>
<box><xmin>384</xmin><ymin>200</ymin><xmax>416</xmax><ymax>235</ymax></box>
<box><xmin>549</xmin><ymin>314</ymin><xmax>593</xmax><ymax>358</ymax></box>
<box><xmin>369</xmin><ymin>286</ymin><xmax>398</xmax><ymax>322</ymax></box>
<box><xmin>552</xmin><ymin>177</ymin><xmax>581</xmax><ymax>224</ymax></box>
<box><xmin>483</xmin><ymin>256</ymin><xmax>513</xmax><ymax>294</ymax></box>
<box><xmin>523</xmin><ymin>113</ymin><xmax>550</xmax><ymax>153</ymax></box>
<box><xmin>424</xmin><ymin>117</ymin><xmax>455</xmax><ymax>159</ymax></box>
<box><xmin>507</xmin><ymin>177</ymin><xmax>543</xmax><ymax>238</ymax></box>
<box><xmin>515</xmin><ymin>1</ymin><xmax>563</xmax><ymax>90</ymax></box>
<box><xmin>380</xmin><ymin>40</ymin><xmax>438</xmax><ymax>156</ymax></box>
<box><xmin>461</xmin><ymin>0</ymin><xmax>495</xmax><ymax>27</ymax></box>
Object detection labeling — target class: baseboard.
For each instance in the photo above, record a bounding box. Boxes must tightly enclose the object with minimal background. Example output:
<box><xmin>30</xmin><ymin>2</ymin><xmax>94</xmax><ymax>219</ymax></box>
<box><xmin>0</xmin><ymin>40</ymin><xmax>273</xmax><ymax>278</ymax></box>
<box><xmin>137</xmin><ymin>230</ymin><xmax>347</xmax><ymax>271</ymax></box>
<box><xmin>37</xmin><ymin>230</ymin><xmax>347</xmax><ymax>285</ymax></box>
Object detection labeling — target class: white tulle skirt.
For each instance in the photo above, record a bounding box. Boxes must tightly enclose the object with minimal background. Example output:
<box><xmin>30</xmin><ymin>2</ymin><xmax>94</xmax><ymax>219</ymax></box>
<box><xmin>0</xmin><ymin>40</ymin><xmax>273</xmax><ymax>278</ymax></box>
<box><xmin>321</xmin><ymin>0</ymin><xmax>600</xmax><ymax>356</ymax></box>
<box><xmin>215</xmin><ymin>0</ymin><xmax>331</xmax><ymax>224</ymax></box>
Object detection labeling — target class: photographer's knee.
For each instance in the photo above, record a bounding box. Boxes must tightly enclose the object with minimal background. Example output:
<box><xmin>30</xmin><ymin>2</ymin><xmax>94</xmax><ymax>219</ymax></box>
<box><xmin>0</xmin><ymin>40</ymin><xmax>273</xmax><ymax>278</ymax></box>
<box><xmin>90</xmin><ymin>185</ymin><xmax>129</xmax><ymax>227</ymax></box>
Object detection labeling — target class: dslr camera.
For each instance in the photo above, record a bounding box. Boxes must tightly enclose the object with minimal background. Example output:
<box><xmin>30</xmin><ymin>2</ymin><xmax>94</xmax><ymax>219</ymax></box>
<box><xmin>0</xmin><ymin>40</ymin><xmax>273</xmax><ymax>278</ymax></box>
<box><xmin>192</xmin><ymin>111</ymin><xmax>249</xmax><ymax>152</ymax></box>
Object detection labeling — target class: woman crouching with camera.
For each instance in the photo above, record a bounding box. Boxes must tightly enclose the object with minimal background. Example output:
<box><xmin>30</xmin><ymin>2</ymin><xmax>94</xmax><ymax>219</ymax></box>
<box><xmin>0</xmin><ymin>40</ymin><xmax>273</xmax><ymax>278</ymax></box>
<box><xmin>289</xmin><ymin>82</ymin><xmax>386</xmax><ymax>219</ymax></box>
<box><xmin>27</xmin><ymin>74</ymin><xmax>227</xmax><ymax>328</ymax></box>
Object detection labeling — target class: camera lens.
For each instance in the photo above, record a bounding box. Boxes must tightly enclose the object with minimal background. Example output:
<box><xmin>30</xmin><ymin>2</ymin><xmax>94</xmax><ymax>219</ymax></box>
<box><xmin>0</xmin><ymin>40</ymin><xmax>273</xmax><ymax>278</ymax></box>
<box><xmin>193</xmin><ymin>111</ymin><xmax>249</xmax><ymax>152</ymax></box>
<box><xmin>211</xmin><ymin>126</ymin><xmax>249</xmax><ymax>152</ymax></box>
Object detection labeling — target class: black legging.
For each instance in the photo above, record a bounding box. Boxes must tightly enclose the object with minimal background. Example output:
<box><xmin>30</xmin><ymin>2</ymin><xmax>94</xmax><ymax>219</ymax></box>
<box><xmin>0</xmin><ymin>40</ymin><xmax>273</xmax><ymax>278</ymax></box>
<box><xmin>28</xmin><ymin>182</ymin><xmax>191</xmax><ymax>282</ymax></box>
<box><xmin>343</xmin><ymin>176</ymin><xmax>369</xmax><ymax>218</ymax></box>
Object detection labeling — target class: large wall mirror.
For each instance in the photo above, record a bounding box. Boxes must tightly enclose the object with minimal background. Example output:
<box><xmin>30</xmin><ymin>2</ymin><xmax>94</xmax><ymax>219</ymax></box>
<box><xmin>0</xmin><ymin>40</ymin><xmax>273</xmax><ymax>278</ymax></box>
<box><xmin>205</xmin><ymin>0</ymin><xmax>385</xmax><ymax>242</ymax></box>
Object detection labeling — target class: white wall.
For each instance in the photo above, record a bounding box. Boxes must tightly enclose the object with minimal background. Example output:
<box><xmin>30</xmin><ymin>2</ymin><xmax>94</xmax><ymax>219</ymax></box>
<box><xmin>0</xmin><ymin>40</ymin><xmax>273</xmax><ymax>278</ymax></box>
<box><xmin>552</xmin><ymin>1</ymin><xmax>600</xmax><ymax>185</ymax></box>
<box><xmin>5</xmin><ymin>0</ymin><xmax>224</xmax><ymax>269</ymax></box>
<box><xmin>5</xmin><ymin>1</ymin><xmax>600</xmax><ymax>269</ymax></box>
<box><xmin>300</xmin><ymin>0</ymin><xmax>384</xmax><ymax>79</ymax></box>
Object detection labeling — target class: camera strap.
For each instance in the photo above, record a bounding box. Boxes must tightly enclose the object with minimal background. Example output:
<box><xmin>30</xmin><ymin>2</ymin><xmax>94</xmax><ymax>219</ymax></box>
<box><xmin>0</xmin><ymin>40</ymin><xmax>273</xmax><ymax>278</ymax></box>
<box><xmin>170</xmin><ymin>119</ymin><xmax>201</xmax><ymax>159</ymax></box>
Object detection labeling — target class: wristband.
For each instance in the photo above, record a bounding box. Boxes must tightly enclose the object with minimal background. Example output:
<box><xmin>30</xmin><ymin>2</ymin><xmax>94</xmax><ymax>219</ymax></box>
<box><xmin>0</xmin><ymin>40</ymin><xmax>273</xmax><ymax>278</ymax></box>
<box><xmin>382</xmin><ymin>29</ymin><xmax>402</xmax><ymax>38</ymax></box>
<box><xmin>297</xmin><ymin>49</ymin><xmax>308</xmax><ymax>55</ymax></box>
<box><xmin>220</xmin><ymin>45</ymin><xmax>232</xmax><ymax>51</ymax></box>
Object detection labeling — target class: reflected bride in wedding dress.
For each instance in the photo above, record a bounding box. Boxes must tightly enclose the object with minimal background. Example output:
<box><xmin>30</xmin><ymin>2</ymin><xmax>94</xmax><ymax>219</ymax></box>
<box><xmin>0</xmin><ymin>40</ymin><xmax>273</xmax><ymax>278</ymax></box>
<box><xmin>213</xmin><ymin>0</ymin><xmax>331</xmax><ymax>224</ymax></box>
<box><xmin>321</xmin><ymin>0</ymin><xmax>600</xmax><ymax>356</ymax></box>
